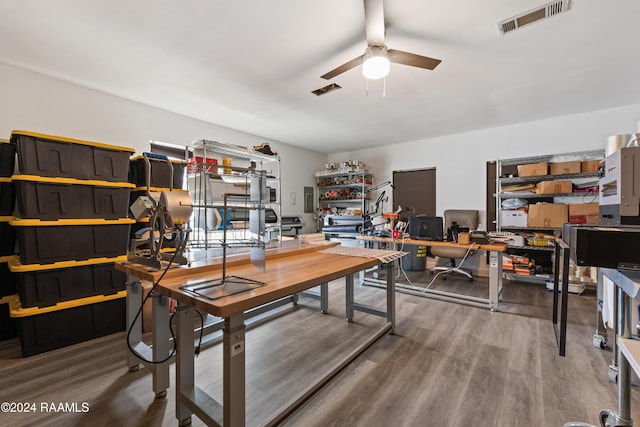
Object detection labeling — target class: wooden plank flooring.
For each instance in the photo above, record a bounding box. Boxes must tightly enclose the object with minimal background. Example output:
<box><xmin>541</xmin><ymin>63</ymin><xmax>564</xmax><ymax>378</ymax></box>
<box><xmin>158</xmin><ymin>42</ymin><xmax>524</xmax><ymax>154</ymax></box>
<box><xmin>0</xmin><ymin>272</ymin><xmax>637</xmax><ymax>427</ymax></box>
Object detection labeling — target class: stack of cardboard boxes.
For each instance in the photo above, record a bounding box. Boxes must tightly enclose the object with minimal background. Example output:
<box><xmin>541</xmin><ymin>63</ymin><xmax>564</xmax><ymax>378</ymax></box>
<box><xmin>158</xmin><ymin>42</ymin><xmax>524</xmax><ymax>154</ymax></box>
<box><xmin>507</xmin><ymin>159</ymin><xmax>601</xmax><ymax>229</ymax></box>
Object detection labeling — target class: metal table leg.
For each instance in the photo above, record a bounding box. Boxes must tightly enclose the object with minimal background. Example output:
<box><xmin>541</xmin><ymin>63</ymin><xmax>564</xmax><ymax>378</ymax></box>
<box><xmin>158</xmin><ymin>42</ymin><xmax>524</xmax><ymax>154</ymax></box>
<box><xmin>346</xmin><ymin>273</ymin><xmax>354</xmax><ymax>323</ymax></box>
<box><xmin>599</xmin><ymin>285</ymin><xmax>634</xmax><ymax>427</ymax></box>
<box><xmin>553</xmin><ymin>238</ymin><xmax>570</xmax><ymax>357</ymax></box>
<box><xmin>151</xmin><ymin>293</ymin><xmax>170</xmax><ymax>398</ymax></box>
<box><xmin>386</xmin><ymin>260</ymin><xmax>396</xmax><ymax>334</ymax></box>
<box><xmin>223</xmin><ymin>312</ymin><xmax>246</xmax><ymax>426</ymax></box>
<box><xmin>176</xmin><ymin>304</ymin><xmax>195</xmax><ymax>426</ymax></box>
<box><xmin>126</xmin><ymin>278</ymin><xmax>143</xmax><ymax>372</ymax></box>
<box><xmin>594</xmin><ymin>269</ymin><xmax>609</xmax><ymax>350</ymax></box>
<box><xmin>488</xmin><ymin>250</ymin><xmax>503</xmax><ymax>312</ymax></box>
<box><xmin>125</xmin><ymin>276</ymin><xmax>170</xmax><ymax>398</ymax></box>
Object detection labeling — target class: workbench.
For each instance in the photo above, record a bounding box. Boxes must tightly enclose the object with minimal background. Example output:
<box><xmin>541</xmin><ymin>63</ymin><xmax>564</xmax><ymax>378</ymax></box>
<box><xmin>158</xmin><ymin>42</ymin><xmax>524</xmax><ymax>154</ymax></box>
<box><xmin>357</xmin><ymin>235</ymin><xmax>507</xmax><ymax>311</ymax></box>
<box><xmin>117</xmin><ymin>243</ymin><xmax>400</xmax><ymax>426</ymax></box>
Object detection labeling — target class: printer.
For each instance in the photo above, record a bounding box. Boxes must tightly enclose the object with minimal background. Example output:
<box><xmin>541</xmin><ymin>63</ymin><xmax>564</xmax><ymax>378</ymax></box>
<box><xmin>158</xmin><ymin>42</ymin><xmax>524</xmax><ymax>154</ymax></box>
<box><xmin>599</xmin><ymin>146</ymin><xmax>640</xmax><ymax>225</ymax></box>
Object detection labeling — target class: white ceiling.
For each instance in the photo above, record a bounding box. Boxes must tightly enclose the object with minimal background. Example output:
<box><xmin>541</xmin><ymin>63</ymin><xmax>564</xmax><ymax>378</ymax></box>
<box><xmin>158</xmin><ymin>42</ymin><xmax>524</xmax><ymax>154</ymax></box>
<box><xmin>1</xmin><ymin>0</ymin><xmax>639</xmax><ymax>154</ymax></box>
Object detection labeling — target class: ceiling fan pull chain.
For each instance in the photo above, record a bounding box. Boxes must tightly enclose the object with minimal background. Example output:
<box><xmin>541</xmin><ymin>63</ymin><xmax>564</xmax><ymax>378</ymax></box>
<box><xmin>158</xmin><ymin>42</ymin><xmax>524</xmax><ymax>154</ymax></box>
<box><xmin>383</xmin><ymin>77</ymin><xmax>386</xmax><ymax>98</ymax></box>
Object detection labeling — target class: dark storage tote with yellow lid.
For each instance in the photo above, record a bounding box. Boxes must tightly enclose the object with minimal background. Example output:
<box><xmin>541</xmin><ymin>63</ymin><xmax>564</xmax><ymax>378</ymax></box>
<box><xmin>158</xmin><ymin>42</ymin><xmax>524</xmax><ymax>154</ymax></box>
<box><xmin>0</xmin><ymin>138</ymin><xmax>16</xmax><ymax>177</ymax></box>
<box><xmin>9</xmin><ymin>256</ymin><xmax>127</xmax><ymax>308</ymax></box>
<box><xmin>0</xmin><ymin>177</ymin><xmax>15</xmax><ymax>216</ymax></box>
<box><xmin>0</xmin><ymin>216</ymin><xmax>16</xmax><ymax>257</ymax></box>
<box><xmin>8</xmin><ymin>291</ymin><xmax>126</xmax><ymax>356</ymax></box>
<box><xmin>13</xmin><ymin>175</ymin><xmax>134</xmax><ymax>220</ymax></box>
<box><xmin>10</xmin><ymin>130</ymin><xmax>135</xmax><ymax>182</ymax></box>
<box><xmin>0</xmin><ymin>295</ymin><xmax>18</xmax><ymax>341</ymax></box>
<box><xmin>0</xmin><ymin>255</ymin><xmax>17</xmax><ymax>298</ymax></box>
<box><xmin>10</xmin><ymin>218</ymin><xmax>134</xmax><ymax>264</ymax></box>
<box><xmin>129</xmin><ymin>155</ymin><xmax>188</xmax><ymax>190</ymax></box>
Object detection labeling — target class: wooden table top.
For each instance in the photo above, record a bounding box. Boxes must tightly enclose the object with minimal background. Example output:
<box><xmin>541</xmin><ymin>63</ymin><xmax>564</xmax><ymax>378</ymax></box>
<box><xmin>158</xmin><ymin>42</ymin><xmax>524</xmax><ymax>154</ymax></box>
<box><xmin>116</xmin><ymin>243</ymin><xmax>381</xmax><ymax>318</ymax></box>
<box><xmin>357</xmin><ymin>235</ymin><xmax>507</xmax><ymax>252</ymax></box>
<box><xmin>115</xmin><ymin>242</ymin><xmax>337</xmax><ymax>283</ymax></box>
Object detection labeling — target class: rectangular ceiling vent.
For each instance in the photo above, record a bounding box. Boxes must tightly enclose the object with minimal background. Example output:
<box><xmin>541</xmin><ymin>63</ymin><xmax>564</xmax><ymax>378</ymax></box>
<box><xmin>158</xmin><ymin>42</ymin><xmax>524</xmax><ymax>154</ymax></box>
<box><xmin>311</xmin><ymin>83</ymin><xmax>342</xmax><ymax>96</ymax></box>
<box><xmin>497</xmin><ymin>0</ymin><xmax>572</xmax><ymax>35</ymax></box>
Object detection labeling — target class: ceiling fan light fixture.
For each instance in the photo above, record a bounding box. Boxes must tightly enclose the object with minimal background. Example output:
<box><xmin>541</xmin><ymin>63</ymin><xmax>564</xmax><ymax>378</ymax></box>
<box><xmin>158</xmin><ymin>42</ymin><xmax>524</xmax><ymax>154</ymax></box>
<box><xmin>362</xmin><ymin>45</ymin><xmax>390</xmax><ymax>79</ymax></box>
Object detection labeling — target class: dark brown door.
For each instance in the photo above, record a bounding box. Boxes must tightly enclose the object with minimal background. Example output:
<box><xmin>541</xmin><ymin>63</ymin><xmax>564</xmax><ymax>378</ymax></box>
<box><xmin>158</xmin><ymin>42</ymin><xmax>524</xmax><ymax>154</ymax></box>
<box><xmin>486</xmin><ymin>161</ymin><xmax>496</xmax><ymax>232</ymax></box>
<box><xmin>393</xmin><ymin>168</ymin><xmax>436</xmax><ymax>222</ymax></box>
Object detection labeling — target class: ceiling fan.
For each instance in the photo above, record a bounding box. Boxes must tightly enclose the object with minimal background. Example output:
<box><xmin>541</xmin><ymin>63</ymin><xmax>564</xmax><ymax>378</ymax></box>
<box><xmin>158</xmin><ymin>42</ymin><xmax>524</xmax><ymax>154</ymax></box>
<box><xmin>321</xmin><ymin>0</ymin><xmax>442</xmax><ymax>81</ymax></box>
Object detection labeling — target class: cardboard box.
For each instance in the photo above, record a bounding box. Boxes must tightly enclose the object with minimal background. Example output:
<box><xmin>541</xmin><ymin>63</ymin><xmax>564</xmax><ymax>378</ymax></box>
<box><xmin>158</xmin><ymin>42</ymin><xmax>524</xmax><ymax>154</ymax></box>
<box><xmin>536</xmin><ymin>180</ymin><xmax>572</xmax><ymax>194</ymax></box>
<box><xmin>550</xmin><ymin>161</ymin><xmax>581</xmax><ymax>175</ymax></box>
<box><xmin>569</xmin><ymin>203</ymin><xmax>600</xmax><ymax>224</ymax></box>
<box><xmin>517</xmin><ymin>162</ymin><xmax>548</xmax><ymax>177</ymax></box>
<box><xmin>527</xmin><ymin>203</ymin><xmax>568</xmax><ymax>228</ymax></box>
<box><xmin>581</xmin><ymin>160</ymin><xmax>601</xmax><ymax>173</ymax></box>
<box><xmin>569</xmin><ymin>203</ymin><xmax>599</xmax><ymax>216</ymax></box>
<box><xmin>500</xmin><ymin>210</ymin><xmax>528</xmax><ymax>227</ymax></box>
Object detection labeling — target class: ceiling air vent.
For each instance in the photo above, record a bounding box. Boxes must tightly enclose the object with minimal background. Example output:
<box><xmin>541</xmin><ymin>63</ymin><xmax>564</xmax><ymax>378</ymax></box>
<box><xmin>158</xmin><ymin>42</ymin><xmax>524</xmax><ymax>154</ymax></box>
<box><xmin>311</xmin><ymin>83</ymin><xmax>342</xmax><ymax>96</ymax></box>
<box><xmin>497</xmin><ymin>0</ymin><xmax>572</xmax><ymax>35</ymax></box>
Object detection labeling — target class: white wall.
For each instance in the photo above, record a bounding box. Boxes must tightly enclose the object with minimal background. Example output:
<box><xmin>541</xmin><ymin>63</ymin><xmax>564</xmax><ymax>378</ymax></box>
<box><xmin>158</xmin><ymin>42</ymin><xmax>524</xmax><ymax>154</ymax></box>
<box><xmin>4</xmin><ymin>60</ymin><xmax>640</xmax><ymax>237</ymax></box>
<box><xmin>329</xmin><ymin>103</ymin><xmax>640</xmax><ymax>229</ymax></box>
<box><xmin>0</xmin><ymin>62</ymin><xmax>327</xmax><ymax>233</ymax></box>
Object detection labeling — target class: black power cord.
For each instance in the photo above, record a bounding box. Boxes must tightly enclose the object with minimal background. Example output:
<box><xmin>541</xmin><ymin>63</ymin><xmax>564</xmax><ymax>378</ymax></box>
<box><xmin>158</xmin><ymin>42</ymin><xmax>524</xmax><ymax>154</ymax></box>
<box><xmin>125</xmin><ymin>243</ymin><xmax>205</xmax><ymax>364</ymax></box>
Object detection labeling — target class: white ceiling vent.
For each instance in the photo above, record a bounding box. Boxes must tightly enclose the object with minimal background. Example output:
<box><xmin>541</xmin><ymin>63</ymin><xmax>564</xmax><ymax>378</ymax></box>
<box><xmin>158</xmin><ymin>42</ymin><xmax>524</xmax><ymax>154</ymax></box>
<box><xmin>497</xmin><ymin>0</ymin><xmax>572</xmax><ymax>35</ymax></box>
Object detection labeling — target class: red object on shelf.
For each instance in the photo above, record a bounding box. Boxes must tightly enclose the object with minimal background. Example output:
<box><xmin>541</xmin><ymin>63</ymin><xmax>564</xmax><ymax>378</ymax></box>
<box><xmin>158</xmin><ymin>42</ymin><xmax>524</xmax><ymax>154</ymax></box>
<box><xmin>188</xmin><ymin>156</ymin><xmax>218</xmax><ymax>173</ymax></box>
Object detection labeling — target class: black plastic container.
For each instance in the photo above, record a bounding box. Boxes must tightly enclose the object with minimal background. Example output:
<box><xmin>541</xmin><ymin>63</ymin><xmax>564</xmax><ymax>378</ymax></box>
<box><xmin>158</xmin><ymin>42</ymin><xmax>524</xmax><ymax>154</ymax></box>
<box><xmin>0</xmin><ymin>178</ymin><xmax>15</xmax><ymax>216</ymax></box>
<box><xmin>0</xmin><ymin>258</ymin><xmax>17</xmax><ymax>297</ymax></box>
<box><xmin>0</xmin><ymin>219</ymin><xmax>16</xmax><ymax>257</ymax></box>
<box><xmin>11</xmin><ymin>218</ymin><xmax>133</xmax><ymax>264</ymax></box>
<box><xmin>14</xmin><ymin>175</ymin><xmax>133</xmax><ymax>220</ymax></box>
<box><xmin>12</xmin><ymin>293</ymin><xmax>126</xmax><ymax>356</ymax></box>
<box><xmin>11</xmin><ymin>131</ymin><xmax>135</xmax><ymax>182</ymax></box>
<box><xmin>11</xmin><ymin>258</ymin><xmax>127</xmax><ymax>308</ymax></box>
<box><xmin>0</xmin><ymin>298</ymin><xmax>18</xmax><ymax>341</ymax></box>
<box><xmin>0</xmin><ymin>139</ymin><xmax>16</xmax><ymax>177</ymax></box>
<box><xmin>129</xmin><ymin>156</ymin><xmax>187</xmax><ymax>190</ymax></box>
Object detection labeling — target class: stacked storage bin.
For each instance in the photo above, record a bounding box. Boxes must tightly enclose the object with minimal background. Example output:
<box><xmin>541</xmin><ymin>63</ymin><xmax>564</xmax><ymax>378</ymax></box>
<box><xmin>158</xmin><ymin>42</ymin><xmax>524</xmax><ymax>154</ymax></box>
<box><xmin>129</xmin><ymin>155</ymin><xmax>188</xmax><ymax>252</ymax></box>
<box><xmin>8</xmin><ymin>131</ymin><xmax>135</xmax><ymax>356</ymax></box>
<box><xmin>0</xmin><ymin>139</ymin><xmax>18</xmax><ymax>340</ymax></box>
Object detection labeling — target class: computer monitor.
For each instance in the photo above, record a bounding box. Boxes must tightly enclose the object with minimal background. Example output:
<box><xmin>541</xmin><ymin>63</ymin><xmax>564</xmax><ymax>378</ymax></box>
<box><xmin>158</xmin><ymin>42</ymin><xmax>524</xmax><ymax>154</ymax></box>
<box><xmin>407</xmin><ymin>215</ymin><xmax>444</xmax><ymax>240</ymax></box>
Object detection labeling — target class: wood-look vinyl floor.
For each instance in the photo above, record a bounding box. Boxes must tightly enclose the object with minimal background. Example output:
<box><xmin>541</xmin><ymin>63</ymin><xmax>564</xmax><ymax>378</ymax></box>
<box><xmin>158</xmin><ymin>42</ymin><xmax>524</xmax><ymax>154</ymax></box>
<box><xmin>0</xmin><ymin>272</ymin><xmax>637</xmax><ymax>427</ymax></box>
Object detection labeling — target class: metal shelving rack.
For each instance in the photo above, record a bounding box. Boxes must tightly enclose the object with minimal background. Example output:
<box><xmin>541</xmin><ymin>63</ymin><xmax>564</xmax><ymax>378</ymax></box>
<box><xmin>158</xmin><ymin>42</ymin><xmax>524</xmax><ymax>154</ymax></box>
<box><xmin>317</xmin><ymin>168</ymin><xmax>372</xmax><ymax>240</ymax></box>
<box><xmin>495</xmin><ymin>149</ymin><xmax>605</xmax><ymax>282</ymax></box>
<box><xmin>188</xmin><ymin>139</ymin><xmax>281</xmax><ymax>250</ymax></box>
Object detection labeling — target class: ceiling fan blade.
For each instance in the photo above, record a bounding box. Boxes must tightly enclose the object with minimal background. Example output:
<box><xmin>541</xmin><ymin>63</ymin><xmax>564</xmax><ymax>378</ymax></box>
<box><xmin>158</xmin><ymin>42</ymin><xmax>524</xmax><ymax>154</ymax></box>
<box><xmin>388</xmin><ymin>49</ymin><xmax>441</xmax><ymax>70</ymax></box>
<box><xmin>364</xmin><ymin>0</ymin><xmax>385</xmax><ymax>46</ymax></box>
<box><xmin>321</xmin><ymin>55</ymin><xmax>365</xmax><ymax>80</ymax></box>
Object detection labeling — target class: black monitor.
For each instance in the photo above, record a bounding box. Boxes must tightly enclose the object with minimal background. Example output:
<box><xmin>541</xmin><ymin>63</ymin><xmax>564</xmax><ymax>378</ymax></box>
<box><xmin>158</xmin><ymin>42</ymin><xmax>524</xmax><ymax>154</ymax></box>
<box><xmin>407</xmin><ymin>215</ymin><xmax>444</xmax><ymax>240</ymax></box>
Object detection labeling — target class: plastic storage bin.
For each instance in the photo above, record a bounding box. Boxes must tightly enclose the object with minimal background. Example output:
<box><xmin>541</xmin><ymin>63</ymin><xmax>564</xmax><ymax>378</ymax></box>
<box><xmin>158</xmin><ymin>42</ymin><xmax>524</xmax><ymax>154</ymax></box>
<box><xmin>129</xmin><ymin>156</ymin><xmax>187</xmax><ymax>190</ymax></box>
<box><xmin>0</xmin><ymin>256</ymin><xmax>17</xmax><ymax>297</ymax></box>
<box><xmin>0</xmin><ymin>177</ymin><xmax>15</xmax><ymax>216</ymax></box>
<box><xmin>10</xmin><ymin>131</ymin><xmax>135</xmax><ymax>182</ymax></box>
<box><xmin>13</xmin><ymin>175</ymin><xmax>134</xmax><ymax>220</ymax></box>
<box><xmin>9</xmin><ymin>256</ymin><xmax>127</xmax><ymax>308</ymax></box>
<box><xmin>0</xmin><ymin>217</ymin><xmax>16</xmax><ymax>256</ymax></box>
<box><xmin>9</xmin><ymin>291</ymin><xmax>126</xmax><ymax>356</ymax></box>
<box><xmin>0</xmin><ymin>295</ymin><xmax>18</xmax><ymax>340</ymax></box>
<box><xmin>0</xmin><ymin>139</ymin><xmax>16</xmax><ymax>177</ymax></box>
<box><xmin>11</xmin><ymin>218</ymin><xmax>134</xmax><ymax>264</ymax></box>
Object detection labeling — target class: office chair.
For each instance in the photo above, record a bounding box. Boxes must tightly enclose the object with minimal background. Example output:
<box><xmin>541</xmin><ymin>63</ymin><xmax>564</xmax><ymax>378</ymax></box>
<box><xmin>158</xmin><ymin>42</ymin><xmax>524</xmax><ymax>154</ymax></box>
<box><xmin>430</xmin><ymin>209</ymin><xmax>479</xmax><ymax>282</ymax></box>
